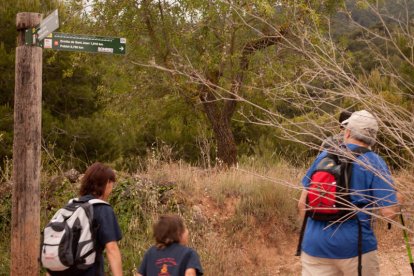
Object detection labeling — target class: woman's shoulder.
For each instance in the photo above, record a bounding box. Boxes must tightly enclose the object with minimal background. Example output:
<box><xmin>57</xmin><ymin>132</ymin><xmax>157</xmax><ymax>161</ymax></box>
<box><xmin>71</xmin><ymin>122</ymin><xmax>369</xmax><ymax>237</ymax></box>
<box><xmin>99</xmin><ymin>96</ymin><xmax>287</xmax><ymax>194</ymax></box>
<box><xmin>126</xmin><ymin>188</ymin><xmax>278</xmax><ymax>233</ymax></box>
<box><xmin>92</xmin><ymin>201</ymin><xmax>116</xmax><ymax>222</ymax></box>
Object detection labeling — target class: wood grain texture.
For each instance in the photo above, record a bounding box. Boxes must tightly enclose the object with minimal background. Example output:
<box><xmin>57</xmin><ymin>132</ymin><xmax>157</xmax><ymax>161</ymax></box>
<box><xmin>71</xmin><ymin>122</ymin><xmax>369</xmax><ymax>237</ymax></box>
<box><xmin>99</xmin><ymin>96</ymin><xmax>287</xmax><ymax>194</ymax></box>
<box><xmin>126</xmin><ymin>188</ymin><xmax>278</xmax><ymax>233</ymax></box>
<box><xmin>11</xmin><ymin>12</ymin><xmax>43</xmax><ymax>276</ymax></box>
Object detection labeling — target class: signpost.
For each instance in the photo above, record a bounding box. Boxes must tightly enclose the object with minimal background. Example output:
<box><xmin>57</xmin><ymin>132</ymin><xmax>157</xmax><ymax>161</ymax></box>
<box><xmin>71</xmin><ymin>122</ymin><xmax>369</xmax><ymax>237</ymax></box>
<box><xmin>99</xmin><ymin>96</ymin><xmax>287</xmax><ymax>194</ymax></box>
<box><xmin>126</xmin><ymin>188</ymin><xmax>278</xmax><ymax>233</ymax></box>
<box><xmin>24</xmin><ymin>9</ymin><xmax>59</xmax><ymax>45</ymax></box>
<box><xmin>12</xmin><ymin>12</ymin><xmax>43</xmax><ymax>276</ymax></box>
<box><xmin>40</xmin><ymin>32</ymin><xmax>126</xmax><ymax>54</ymax></box>
<box><xmin>36</xmin><ymin>9</ymin><xmax>59</xmax><ymax>41</ymax></box>
<box><xmin>23</xmin><ymin>10</ymin><xmax>126</xmax><ymax>56</ymax></box>
<box><xmin>13</xmin><ymin>8</ymin><xmax>126</xmax><ymax>276</ymax></box>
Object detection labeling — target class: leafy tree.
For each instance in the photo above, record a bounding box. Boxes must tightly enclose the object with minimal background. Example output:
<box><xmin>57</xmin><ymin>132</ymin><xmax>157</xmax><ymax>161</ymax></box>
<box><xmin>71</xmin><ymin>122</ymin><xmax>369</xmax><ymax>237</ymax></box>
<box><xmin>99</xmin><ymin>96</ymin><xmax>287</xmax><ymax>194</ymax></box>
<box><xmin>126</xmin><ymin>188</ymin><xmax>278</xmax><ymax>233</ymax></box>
<box><xmin>86</xmin><ymin>0</ymin><xmax>337</xmax><ymax>166</ymax></box>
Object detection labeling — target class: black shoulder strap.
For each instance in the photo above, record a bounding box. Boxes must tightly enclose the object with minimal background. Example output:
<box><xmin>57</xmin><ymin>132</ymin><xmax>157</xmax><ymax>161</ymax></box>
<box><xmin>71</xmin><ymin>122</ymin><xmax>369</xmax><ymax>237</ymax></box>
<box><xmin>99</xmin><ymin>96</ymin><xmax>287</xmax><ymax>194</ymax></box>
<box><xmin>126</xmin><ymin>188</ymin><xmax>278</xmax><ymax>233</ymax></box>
<box><xmin>295</xmin><ymin>213</ymin><xmax>309</xmax><ymax>256</ymax></box>
<box><xmin>345</xmin><ymin>146</ymin><xmax>371</xmax><ymax>183</ymax></box>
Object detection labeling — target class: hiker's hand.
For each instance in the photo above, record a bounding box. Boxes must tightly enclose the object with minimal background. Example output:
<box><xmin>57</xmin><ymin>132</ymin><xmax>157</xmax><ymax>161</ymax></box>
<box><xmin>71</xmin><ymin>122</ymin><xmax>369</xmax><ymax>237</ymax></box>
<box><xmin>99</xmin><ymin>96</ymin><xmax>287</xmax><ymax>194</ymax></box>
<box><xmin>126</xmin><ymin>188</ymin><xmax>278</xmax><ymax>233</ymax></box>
<box><xmin>397</xmin><ymin>192</ymin><xmax>404</xmax><ymax>204</ymax></box>
<box><xmin>380</xmin><ymin>205</ymin><xmax>399</xmax><ymax>219</ymax></box>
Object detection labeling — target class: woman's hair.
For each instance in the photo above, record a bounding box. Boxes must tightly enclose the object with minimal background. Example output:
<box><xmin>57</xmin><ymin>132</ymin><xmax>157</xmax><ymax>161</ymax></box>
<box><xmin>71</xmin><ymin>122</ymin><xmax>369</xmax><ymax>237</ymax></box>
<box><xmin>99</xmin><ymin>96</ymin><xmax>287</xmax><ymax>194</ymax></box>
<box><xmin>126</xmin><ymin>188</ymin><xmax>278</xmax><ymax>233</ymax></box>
<box><xmin>339</xmin><ymin>110</ymin><xmax>353</xmax><ymax>124</ymax></box>
<box><xmin>79</xmin><ymin>162</ymin><xmax>116</xmax><ymax>197</ymax></box>
<box><xmin>153</xmin><ymin>214</ymin><xmax>185</xmax><ymax>249</ymax></box>
<box><xmin>339</xmin><ymin>110</ymin><xmax>353</xmax><ymax>130</ymax></box>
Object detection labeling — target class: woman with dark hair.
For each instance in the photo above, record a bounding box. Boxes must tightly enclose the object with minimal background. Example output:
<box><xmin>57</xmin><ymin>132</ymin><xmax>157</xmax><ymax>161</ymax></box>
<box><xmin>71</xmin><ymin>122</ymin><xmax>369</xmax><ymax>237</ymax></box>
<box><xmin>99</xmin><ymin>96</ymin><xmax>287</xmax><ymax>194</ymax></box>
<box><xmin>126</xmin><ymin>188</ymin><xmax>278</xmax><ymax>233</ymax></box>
<box><xmin>48</xmin><ymin>162</ymin><xmax>123</xmax><ymax>276</ymax></box>
<box><xmin>78</xmin><ymin>162</ymin><xmax>123</xmax><ymax>276</ymax></box>
<box><xmin>136</xmin><ymin>215</ymin><xmax>203</xmax><ymax>276</ymax></box>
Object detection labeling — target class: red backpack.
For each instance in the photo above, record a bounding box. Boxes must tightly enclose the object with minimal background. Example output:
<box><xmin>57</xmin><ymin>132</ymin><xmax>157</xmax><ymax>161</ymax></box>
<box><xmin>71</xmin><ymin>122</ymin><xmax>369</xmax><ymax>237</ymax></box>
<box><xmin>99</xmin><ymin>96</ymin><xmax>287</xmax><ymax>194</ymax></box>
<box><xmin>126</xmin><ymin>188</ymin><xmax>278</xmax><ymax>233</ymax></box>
<box><xmin>306</xmin><ymin>146</ymin><xmax>370</xmax><ymax>221</ymax></box>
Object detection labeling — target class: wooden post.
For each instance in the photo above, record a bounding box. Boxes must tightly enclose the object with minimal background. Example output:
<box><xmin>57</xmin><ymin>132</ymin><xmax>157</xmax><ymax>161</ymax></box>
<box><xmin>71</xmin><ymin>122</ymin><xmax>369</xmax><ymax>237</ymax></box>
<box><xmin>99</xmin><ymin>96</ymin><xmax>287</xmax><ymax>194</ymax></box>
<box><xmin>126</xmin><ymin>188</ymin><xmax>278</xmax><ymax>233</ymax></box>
<box><xmin>11</xmin><ymin>12</ymin><xmax>42</xmax><ymax>276</ymax></box>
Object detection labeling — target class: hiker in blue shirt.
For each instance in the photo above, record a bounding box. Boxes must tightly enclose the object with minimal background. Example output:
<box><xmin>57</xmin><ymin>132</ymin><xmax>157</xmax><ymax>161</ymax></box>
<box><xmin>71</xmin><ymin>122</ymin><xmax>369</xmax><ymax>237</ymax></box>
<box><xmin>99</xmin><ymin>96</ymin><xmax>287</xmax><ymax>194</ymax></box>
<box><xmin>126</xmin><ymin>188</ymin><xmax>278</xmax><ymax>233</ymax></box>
<box><xmin>136</xmin><ymin>214</ymin><xmax>203</xmax><ymax>276</ymax></box>
<box><xmin>47</xmin><ymin>162</ymin><xmax>123</xmax><ymax>276</ymax></box>
<box><xmin>298</xmin><ymin>110</ymin><xmax>399</xmax><ymax>276</ymax></box>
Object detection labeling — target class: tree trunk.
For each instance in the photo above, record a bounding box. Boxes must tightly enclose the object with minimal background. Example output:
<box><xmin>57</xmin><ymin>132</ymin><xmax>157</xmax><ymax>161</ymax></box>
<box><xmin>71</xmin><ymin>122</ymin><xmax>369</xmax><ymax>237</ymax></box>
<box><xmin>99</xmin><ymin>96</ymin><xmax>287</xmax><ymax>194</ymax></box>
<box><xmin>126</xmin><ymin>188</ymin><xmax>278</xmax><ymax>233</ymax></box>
<box><xmin>210</xmin><ymin>116</ymin><xmax>237</xmax><ymax>167</ymax></box>
<box><xmin>200</xmin><ymin>78</ymin><xmax>238</xmax><ymax>167</ymax></box>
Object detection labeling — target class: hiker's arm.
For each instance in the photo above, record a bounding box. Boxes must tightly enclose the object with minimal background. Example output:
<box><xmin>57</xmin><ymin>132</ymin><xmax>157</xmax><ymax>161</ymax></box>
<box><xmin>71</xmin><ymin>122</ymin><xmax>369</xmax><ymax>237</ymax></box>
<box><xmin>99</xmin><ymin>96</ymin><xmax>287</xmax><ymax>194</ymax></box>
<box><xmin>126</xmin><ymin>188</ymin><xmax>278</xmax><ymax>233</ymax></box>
<box><xmin>298</xmin><ymin>190</ymin><xmax>307</xmax><ymax>219</ymax></box>
<box><xmin>185</xmin><ymin>268</ymin><xmax>197</xmax><ymax>276</ymax></box>
<box><xmin>106</xmin><ymin>241</ymin><xmax>123</xmax><ymax>276</ymax></box>
<box><xmin>378</xmin><ymin>191</ymin><xmax>402</xmax><ymax>220</ymax></box>
<box><xmin>378</xmin><ymin>191</ymin><xmax>401</xmax><ymax>219</ymax></box>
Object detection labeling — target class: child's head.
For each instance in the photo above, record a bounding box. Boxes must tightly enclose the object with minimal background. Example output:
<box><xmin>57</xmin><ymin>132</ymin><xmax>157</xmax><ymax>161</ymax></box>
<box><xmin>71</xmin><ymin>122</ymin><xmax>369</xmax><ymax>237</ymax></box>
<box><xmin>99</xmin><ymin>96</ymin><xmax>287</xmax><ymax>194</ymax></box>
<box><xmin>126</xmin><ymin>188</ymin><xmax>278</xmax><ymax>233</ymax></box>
<box><xmin>153</xmin><ymin>214</ymin><xmax>188</xmax><ymax>249</ymax></box>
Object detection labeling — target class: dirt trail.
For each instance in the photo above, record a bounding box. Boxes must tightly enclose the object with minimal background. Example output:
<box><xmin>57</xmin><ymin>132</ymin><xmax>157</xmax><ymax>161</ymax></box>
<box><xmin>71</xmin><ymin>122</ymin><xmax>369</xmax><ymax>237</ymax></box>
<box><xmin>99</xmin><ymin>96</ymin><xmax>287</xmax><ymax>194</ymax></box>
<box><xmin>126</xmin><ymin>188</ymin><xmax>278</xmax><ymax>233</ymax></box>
<box><xmin>377</xmin><ymin>227</ymin><xmax>413</xmax><ymax>276</ymax></box>
<box><xmin>269</xmin><ymin>228</ymin><xmax>414</xmax><ymax>275</ymax></box>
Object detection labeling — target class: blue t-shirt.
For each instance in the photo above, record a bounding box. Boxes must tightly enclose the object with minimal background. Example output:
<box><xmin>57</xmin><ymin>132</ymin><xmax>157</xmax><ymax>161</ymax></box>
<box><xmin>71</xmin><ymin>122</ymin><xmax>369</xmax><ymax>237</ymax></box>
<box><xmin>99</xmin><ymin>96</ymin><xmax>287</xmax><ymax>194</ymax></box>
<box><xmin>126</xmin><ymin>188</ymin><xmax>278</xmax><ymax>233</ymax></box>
<box><xmin>50</xmin><ymin>195</ymin><xmax>122</xmax><ymax>276</ymax></box>
<box><xmin>138</xmin><ymin>243</ymin><xmax>203</xmax><ymax>276</ymax></box>
<box><xmin>301</xmin><ymin>144</ymin><xmax>397</xmax><ymax>259</ymax></box>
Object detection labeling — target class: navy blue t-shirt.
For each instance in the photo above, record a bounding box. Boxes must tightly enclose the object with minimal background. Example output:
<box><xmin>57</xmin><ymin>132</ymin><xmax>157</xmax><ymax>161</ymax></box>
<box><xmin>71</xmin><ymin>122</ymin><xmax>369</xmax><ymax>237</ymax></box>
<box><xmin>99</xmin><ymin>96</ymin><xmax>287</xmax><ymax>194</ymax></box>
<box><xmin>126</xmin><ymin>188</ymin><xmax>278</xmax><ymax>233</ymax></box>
<box><xmin>49</xmin><ymin>195</ymin><xmax>122</xmax><ymax>276</ymax></box>
<box><xmin>138</xmin><ymin>243</ymin><xmax>203</xmax><ymax>276</ymax></box>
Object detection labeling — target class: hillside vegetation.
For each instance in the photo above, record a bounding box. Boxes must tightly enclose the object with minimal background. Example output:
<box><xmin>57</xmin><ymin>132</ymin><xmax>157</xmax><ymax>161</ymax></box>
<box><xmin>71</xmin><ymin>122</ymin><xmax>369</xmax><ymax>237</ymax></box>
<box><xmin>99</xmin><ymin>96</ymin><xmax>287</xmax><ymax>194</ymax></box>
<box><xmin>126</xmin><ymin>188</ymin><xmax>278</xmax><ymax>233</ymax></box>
<box><xmin>1</xmin><ymin>156</ymin><xmax>413</xmax><ymax>275</ymax></box>
<box><xmin>0</xmin><ymin>156</ymin><xmax>303</xmax><ymax>275</ymax></box>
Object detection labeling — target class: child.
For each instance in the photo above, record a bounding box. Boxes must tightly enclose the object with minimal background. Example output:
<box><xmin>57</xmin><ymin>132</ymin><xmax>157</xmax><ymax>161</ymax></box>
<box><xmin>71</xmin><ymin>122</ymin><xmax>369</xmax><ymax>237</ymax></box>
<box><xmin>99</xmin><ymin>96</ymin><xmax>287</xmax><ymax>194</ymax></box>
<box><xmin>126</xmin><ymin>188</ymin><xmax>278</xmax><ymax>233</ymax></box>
<box><xmin>136</xmin><ymin>215</ymin><xmax>203</xmax><ymax>276</ymax></box>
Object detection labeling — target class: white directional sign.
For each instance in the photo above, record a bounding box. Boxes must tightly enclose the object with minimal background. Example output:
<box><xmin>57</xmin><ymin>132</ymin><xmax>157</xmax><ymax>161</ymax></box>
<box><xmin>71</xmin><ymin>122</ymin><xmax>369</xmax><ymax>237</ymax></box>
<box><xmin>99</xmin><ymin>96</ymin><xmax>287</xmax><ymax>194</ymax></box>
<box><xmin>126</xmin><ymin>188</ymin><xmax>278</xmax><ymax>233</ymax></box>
<box><xmin>37</xmin><ymin>9</ymin><xmax>59</xmax><ymax>41</ymax></box>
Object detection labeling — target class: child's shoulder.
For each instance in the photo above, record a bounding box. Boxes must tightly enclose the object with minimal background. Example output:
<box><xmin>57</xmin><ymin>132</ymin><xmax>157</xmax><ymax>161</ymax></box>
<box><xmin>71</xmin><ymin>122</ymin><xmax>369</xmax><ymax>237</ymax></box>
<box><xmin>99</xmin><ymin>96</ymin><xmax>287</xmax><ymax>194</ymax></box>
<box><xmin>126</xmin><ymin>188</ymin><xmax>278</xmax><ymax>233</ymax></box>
<box><xmin>175</xmin><ymin>244</ymin><xmax>200</xmax><ymax>257</ymax></box>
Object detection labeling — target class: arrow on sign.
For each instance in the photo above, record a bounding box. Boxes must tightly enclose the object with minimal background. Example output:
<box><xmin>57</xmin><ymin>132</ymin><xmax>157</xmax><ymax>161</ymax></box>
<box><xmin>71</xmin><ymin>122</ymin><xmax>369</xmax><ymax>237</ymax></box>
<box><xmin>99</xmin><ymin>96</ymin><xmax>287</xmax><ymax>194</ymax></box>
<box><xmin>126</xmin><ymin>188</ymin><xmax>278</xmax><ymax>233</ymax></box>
<box><xmin>39</xmin><ymin>32</ymin><xmax>127</xmax><ymax>55</ymax></box>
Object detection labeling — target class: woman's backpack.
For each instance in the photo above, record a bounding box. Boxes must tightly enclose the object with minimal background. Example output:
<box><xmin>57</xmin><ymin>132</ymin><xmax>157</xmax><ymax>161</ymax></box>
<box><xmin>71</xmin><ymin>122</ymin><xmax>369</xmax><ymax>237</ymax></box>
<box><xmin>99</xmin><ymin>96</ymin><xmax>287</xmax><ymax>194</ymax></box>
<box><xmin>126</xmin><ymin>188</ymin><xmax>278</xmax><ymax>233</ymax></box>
<box><xmin>40</xmin><ymin>198</ymin><xmax>108</xmax><ymax>272</ymax></box>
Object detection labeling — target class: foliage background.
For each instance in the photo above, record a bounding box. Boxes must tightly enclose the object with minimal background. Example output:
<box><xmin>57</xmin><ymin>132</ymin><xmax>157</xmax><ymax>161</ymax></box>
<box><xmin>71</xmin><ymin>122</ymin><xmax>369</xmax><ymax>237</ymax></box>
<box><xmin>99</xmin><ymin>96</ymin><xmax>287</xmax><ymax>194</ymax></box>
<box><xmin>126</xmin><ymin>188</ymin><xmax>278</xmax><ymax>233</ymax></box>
<box><xmin>1</xmin><ymin>0</ymin><xmax>414</xmax><ymax>274</ymax></box>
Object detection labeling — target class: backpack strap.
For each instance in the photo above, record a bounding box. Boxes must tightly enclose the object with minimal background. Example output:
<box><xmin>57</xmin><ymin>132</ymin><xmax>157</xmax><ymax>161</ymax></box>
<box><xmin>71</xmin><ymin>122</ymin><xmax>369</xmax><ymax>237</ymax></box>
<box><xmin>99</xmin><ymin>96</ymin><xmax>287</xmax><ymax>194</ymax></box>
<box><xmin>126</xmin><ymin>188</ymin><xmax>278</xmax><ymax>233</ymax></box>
<box><xmin>341</xmin><ymin>146</ymin><xmax>371</xmax><ymax>197</ymax></box>
<box><xmin>88</xmin><ymin>199</ymin><xmax>110</xmax><ymax>205</ymax></box>
<box><xmin>347</xmin><ymin>147</ymin><xmax>368</xmax><ymax>276</ymax></box>
<box><xmin>69</xmin><ymin>198</ymin><xmax>110</xmax><ymax>205</ymax></box>
<box><xmin>295</xmin><ymin>213</ymin><xmax>309</xmax><ymax>256</ymax></box>
<box><xmin>357</xmin><ymin>218</ymin><xmax>362</xmax><ymax>276</ymax></box>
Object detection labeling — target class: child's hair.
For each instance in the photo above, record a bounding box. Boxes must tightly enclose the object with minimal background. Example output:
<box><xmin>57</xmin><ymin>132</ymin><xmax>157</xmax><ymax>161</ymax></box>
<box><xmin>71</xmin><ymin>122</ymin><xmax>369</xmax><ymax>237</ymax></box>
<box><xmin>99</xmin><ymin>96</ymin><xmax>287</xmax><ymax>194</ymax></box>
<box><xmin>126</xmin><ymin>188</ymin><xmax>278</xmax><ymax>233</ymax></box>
<box><xmin>153</xmin><ymin>214</ymin><xmax>185</xmax><ymax>249</ymax></box>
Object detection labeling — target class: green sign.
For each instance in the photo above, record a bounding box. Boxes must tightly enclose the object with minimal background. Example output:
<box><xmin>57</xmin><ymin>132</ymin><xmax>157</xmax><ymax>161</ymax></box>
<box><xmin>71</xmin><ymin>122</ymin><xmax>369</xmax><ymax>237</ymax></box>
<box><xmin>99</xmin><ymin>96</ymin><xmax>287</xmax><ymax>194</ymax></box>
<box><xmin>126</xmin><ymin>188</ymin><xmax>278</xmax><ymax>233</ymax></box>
<box><xmin>39</xmin><ymin>32</ymin><xmax>126</xmax><ymax>55</ymax></box>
